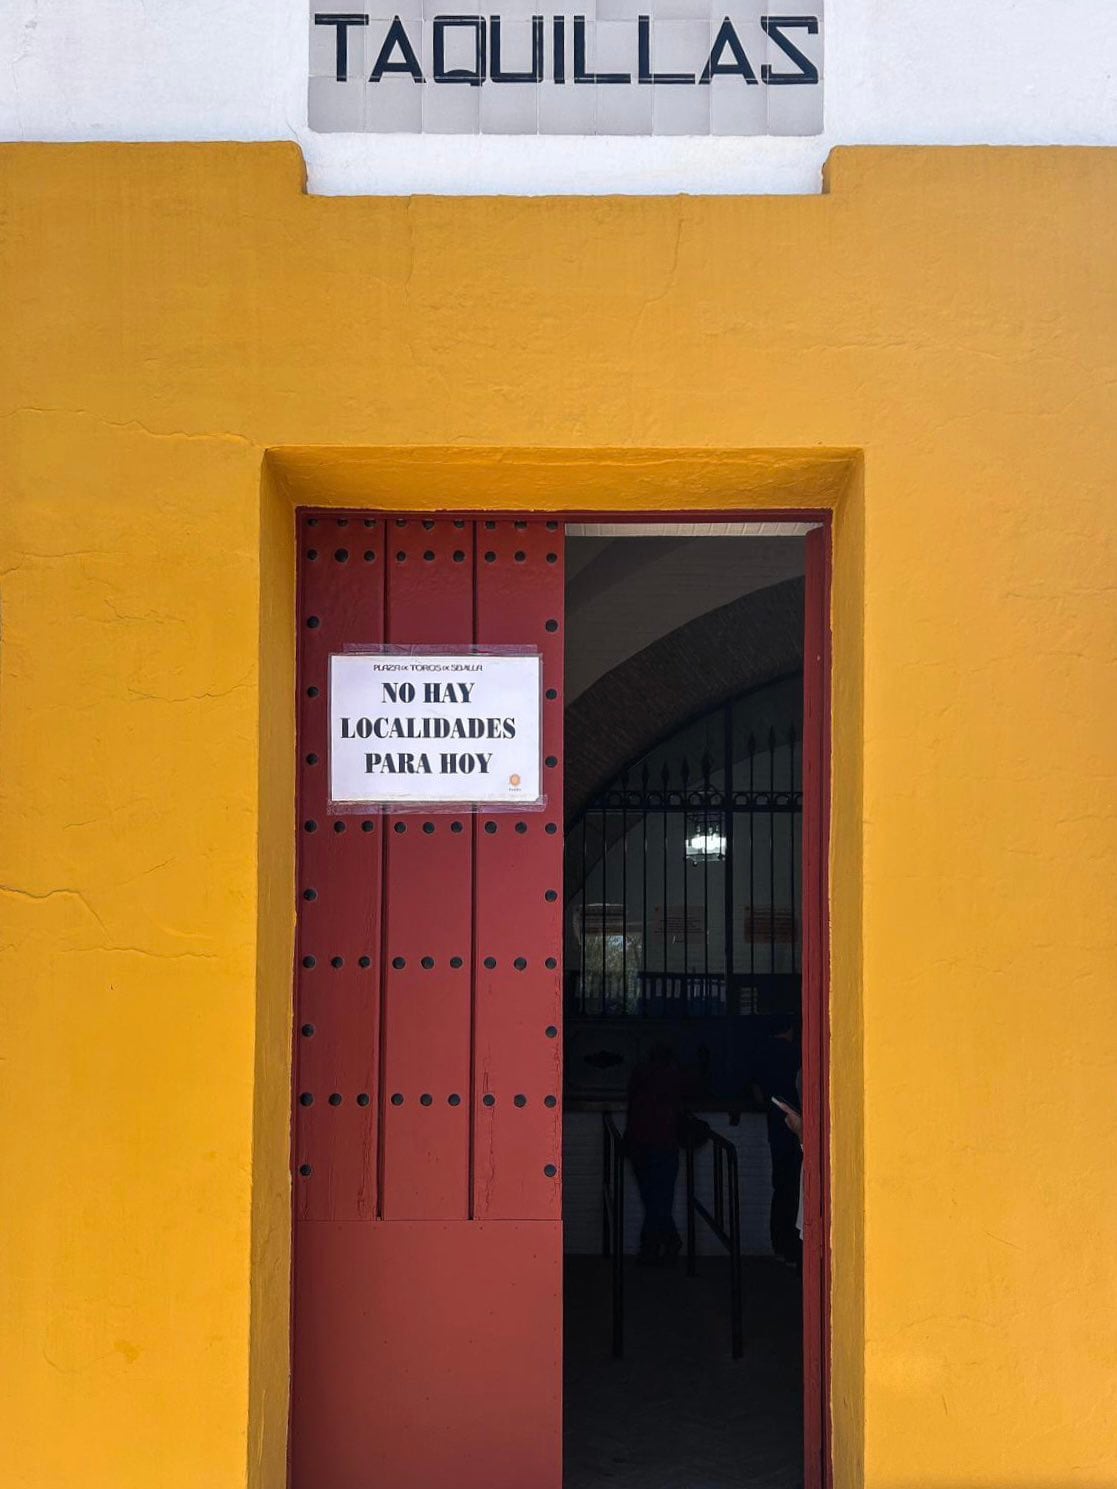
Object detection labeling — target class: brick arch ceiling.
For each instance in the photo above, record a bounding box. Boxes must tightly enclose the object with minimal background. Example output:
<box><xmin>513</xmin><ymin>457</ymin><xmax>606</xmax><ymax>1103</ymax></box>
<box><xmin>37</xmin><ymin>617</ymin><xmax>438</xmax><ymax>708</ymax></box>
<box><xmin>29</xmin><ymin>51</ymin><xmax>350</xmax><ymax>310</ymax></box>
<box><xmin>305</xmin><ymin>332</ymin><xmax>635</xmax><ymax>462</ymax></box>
<box><xmin>564</xmin><ymin>576</ymin><xmax>804</xmax><ymax>824</ymax></box>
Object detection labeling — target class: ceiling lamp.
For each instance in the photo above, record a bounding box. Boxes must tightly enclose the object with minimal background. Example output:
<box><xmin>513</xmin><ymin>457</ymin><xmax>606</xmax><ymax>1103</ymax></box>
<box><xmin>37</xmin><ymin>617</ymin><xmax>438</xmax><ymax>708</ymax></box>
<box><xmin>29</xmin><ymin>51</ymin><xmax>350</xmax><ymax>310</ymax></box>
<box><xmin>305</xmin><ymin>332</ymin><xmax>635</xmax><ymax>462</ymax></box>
<box><xmin>685</xmin><ymin>812</ymin><xmax>726</xmax><ymax>863</ymax></box>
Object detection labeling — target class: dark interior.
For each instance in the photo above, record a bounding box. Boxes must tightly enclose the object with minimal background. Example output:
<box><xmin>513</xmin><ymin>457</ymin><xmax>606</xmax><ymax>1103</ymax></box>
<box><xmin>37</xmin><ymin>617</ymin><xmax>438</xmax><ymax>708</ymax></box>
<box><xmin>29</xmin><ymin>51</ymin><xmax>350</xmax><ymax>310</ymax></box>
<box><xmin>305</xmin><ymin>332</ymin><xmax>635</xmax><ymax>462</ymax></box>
<box><xmin>561</xmin><ymin>532</ymin><xmax>806</xmax><ymax>1489</ymax></box>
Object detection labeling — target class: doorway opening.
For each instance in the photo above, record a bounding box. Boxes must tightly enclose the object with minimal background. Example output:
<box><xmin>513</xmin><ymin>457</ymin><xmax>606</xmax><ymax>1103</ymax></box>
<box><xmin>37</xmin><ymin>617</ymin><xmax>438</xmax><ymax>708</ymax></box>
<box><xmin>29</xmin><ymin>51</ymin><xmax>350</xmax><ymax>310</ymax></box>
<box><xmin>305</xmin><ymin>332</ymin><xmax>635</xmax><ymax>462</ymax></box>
<box><xmin>287</xmin><ymin>508</ymin><xmax>829</xmax><ymax>1489</ymax></box>
<box><xmin>561</xmin><ymin>522</ymin><xmax>825</xmax><ymax>1489</ymax></box>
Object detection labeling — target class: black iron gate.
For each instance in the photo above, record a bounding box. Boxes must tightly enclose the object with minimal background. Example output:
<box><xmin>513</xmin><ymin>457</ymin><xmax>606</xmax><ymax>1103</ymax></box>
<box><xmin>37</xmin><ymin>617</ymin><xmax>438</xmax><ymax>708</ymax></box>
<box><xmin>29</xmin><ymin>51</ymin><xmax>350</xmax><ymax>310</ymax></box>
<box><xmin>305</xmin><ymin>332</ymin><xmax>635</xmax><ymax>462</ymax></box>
<box><xmin>567</xmin><ymin>680</ymin><xmax>802</xmax><ymax>1024</ymax></box>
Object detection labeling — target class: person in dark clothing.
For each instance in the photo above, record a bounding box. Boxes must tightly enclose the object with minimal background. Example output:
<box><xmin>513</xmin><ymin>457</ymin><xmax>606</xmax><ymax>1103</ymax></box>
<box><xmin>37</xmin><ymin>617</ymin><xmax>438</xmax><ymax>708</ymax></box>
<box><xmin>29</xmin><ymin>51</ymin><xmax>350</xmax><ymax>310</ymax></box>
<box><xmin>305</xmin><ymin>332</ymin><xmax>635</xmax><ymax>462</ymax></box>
<box><xmin>625</xmin><ymin>1043</ymin><xmax>686</xmax><ymax>1264</ymax></box>
<box><xmin>752</xmin><ymin>1016</ymin><xmax>803</xmax><ymax>1266</ymax></box>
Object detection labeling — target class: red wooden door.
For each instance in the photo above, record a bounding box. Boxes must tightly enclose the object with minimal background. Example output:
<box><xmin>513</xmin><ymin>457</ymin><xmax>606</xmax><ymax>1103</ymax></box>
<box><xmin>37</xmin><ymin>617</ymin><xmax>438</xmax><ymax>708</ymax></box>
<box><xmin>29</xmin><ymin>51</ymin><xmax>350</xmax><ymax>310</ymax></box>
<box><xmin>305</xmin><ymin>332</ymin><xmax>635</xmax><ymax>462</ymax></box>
<box><xmin>291</xmin><ymin>513</ymin><xmax>565</xmax><ymax>1489</ymax></box>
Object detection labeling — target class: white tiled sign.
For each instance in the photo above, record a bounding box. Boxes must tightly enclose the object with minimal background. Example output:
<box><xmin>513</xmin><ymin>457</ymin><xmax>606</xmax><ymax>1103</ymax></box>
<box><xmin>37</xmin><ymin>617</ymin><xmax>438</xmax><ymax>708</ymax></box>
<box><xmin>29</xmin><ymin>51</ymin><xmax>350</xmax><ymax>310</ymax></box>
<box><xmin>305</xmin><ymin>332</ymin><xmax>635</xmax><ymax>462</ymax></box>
<box><xmin>309</xmin><ymin>4</ymin><xmax>822</xmax><ymax>135</ymax></box>
<box><xmin>329</xmin><ymin>651</ymin><xmax>543</xmax><ymax>806</ymax></box>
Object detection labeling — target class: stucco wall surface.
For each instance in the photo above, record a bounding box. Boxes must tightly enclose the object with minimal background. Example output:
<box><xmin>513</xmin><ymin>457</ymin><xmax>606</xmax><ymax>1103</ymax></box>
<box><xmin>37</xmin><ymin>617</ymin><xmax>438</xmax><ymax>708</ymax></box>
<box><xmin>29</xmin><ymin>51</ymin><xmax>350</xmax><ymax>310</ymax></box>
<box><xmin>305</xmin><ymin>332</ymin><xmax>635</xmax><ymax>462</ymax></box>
<box><xmin>2</xmin><ymin>2</ymin><xmax>1117</xmax><ymax>195</ymax></box>
<box><xmin>0</xmin><ymin>144</ymin><xmax>1115</xmax><ymax>1489</ymax></box>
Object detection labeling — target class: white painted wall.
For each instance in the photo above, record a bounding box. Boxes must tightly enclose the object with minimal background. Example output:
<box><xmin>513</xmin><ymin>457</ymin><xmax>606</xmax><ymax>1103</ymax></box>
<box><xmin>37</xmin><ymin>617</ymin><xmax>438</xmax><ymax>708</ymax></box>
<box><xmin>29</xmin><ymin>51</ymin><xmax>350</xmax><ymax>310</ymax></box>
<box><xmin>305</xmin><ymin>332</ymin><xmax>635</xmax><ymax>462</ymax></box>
<box><xmin>2</xmin><ymin>1</ymin><xmax>1114</xmax><ymax>195</ymax></box>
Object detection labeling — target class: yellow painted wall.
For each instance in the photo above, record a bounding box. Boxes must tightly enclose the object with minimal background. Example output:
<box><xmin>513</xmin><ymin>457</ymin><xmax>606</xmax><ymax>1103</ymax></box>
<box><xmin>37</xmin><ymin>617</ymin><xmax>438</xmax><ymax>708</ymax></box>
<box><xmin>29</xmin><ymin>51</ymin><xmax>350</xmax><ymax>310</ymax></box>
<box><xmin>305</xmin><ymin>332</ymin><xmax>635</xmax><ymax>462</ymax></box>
<box><xmin>0</xmin><ymin>143</ymin><xmax>1114</xmax><ymax>1489</ymax></box>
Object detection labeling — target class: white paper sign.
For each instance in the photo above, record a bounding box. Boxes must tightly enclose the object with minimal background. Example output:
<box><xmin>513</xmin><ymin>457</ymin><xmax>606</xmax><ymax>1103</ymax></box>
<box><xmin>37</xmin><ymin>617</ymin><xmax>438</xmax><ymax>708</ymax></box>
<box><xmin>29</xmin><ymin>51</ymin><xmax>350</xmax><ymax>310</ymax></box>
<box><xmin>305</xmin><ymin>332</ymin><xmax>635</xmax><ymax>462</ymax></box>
<box><xmin>330</xmin><ymin>651</ymin><xmax>543</xmax><ymax>806</ymax></box>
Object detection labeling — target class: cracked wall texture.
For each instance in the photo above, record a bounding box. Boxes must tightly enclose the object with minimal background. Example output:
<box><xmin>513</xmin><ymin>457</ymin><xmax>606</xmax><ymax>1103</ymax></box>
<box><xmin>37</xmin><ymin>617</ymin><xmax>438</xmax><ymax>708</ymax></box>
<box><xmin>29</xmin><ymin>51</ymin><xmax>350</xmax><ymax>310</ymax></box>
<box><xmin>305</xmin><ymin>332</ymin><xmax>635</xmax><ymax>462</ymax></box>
<box><xmin>0</xmin><ymin>143</ymin><xmax>1115</xmax><ymax>1489</ymax></box>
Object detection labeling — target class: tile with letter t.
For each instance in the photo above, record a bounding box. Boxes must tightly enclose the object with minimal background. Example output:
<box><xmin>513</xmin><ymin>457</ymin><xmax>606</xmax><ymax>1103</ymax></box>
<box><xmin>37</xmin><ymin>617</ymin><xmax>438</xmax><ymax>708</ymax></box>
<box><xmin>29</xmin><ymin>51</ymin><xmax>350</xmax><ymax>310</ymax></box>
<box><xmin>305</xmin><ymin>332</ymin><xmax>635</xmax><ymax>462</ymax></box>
<box><xmin>309</xmin><ymin>11</ymin><xmax>371</xmax><ymax>79</ymax></box>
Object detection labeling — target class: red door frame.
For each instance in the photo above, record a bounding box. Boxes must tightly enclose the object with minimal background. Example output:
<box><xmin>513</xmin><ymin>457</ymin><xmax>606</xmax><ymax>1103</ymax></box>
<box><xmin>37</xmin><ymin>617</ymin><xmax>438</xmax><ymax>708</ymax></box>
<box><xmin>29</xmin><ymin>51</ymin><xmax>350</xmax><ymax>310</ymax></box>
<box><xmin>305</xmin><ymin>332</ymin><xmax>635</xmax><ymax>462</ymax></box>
<box><xmin>288</xmin><ymin>506</ymin><xmax>833</xmax><ymax>1489</ymax></box>
<box><xmin>802</xmin><ymin>521</ymin><xmax>832</xmax><ymax>1489</ymax></box>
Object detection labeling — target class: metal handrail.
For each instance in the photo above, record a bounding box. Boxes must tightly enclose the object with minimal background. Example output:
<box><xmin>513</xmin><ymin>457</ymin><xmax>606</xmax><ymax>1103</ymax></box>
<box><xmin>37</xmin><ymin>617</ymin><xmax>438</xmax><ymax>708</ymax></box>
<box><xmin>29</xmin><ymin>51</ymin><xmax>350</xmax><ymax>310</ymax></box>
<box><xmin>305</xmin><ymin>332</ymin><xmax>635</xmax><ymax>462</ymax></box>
<box><xmin>683</xmin><ymin>1119</ymin><xmax>744</xmax><ymax>1358</ymax></box>
<box><xmin>601</xmin><ymin>1111</ymin><xmax>625</xmax><ymax>1359</ymax></box>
